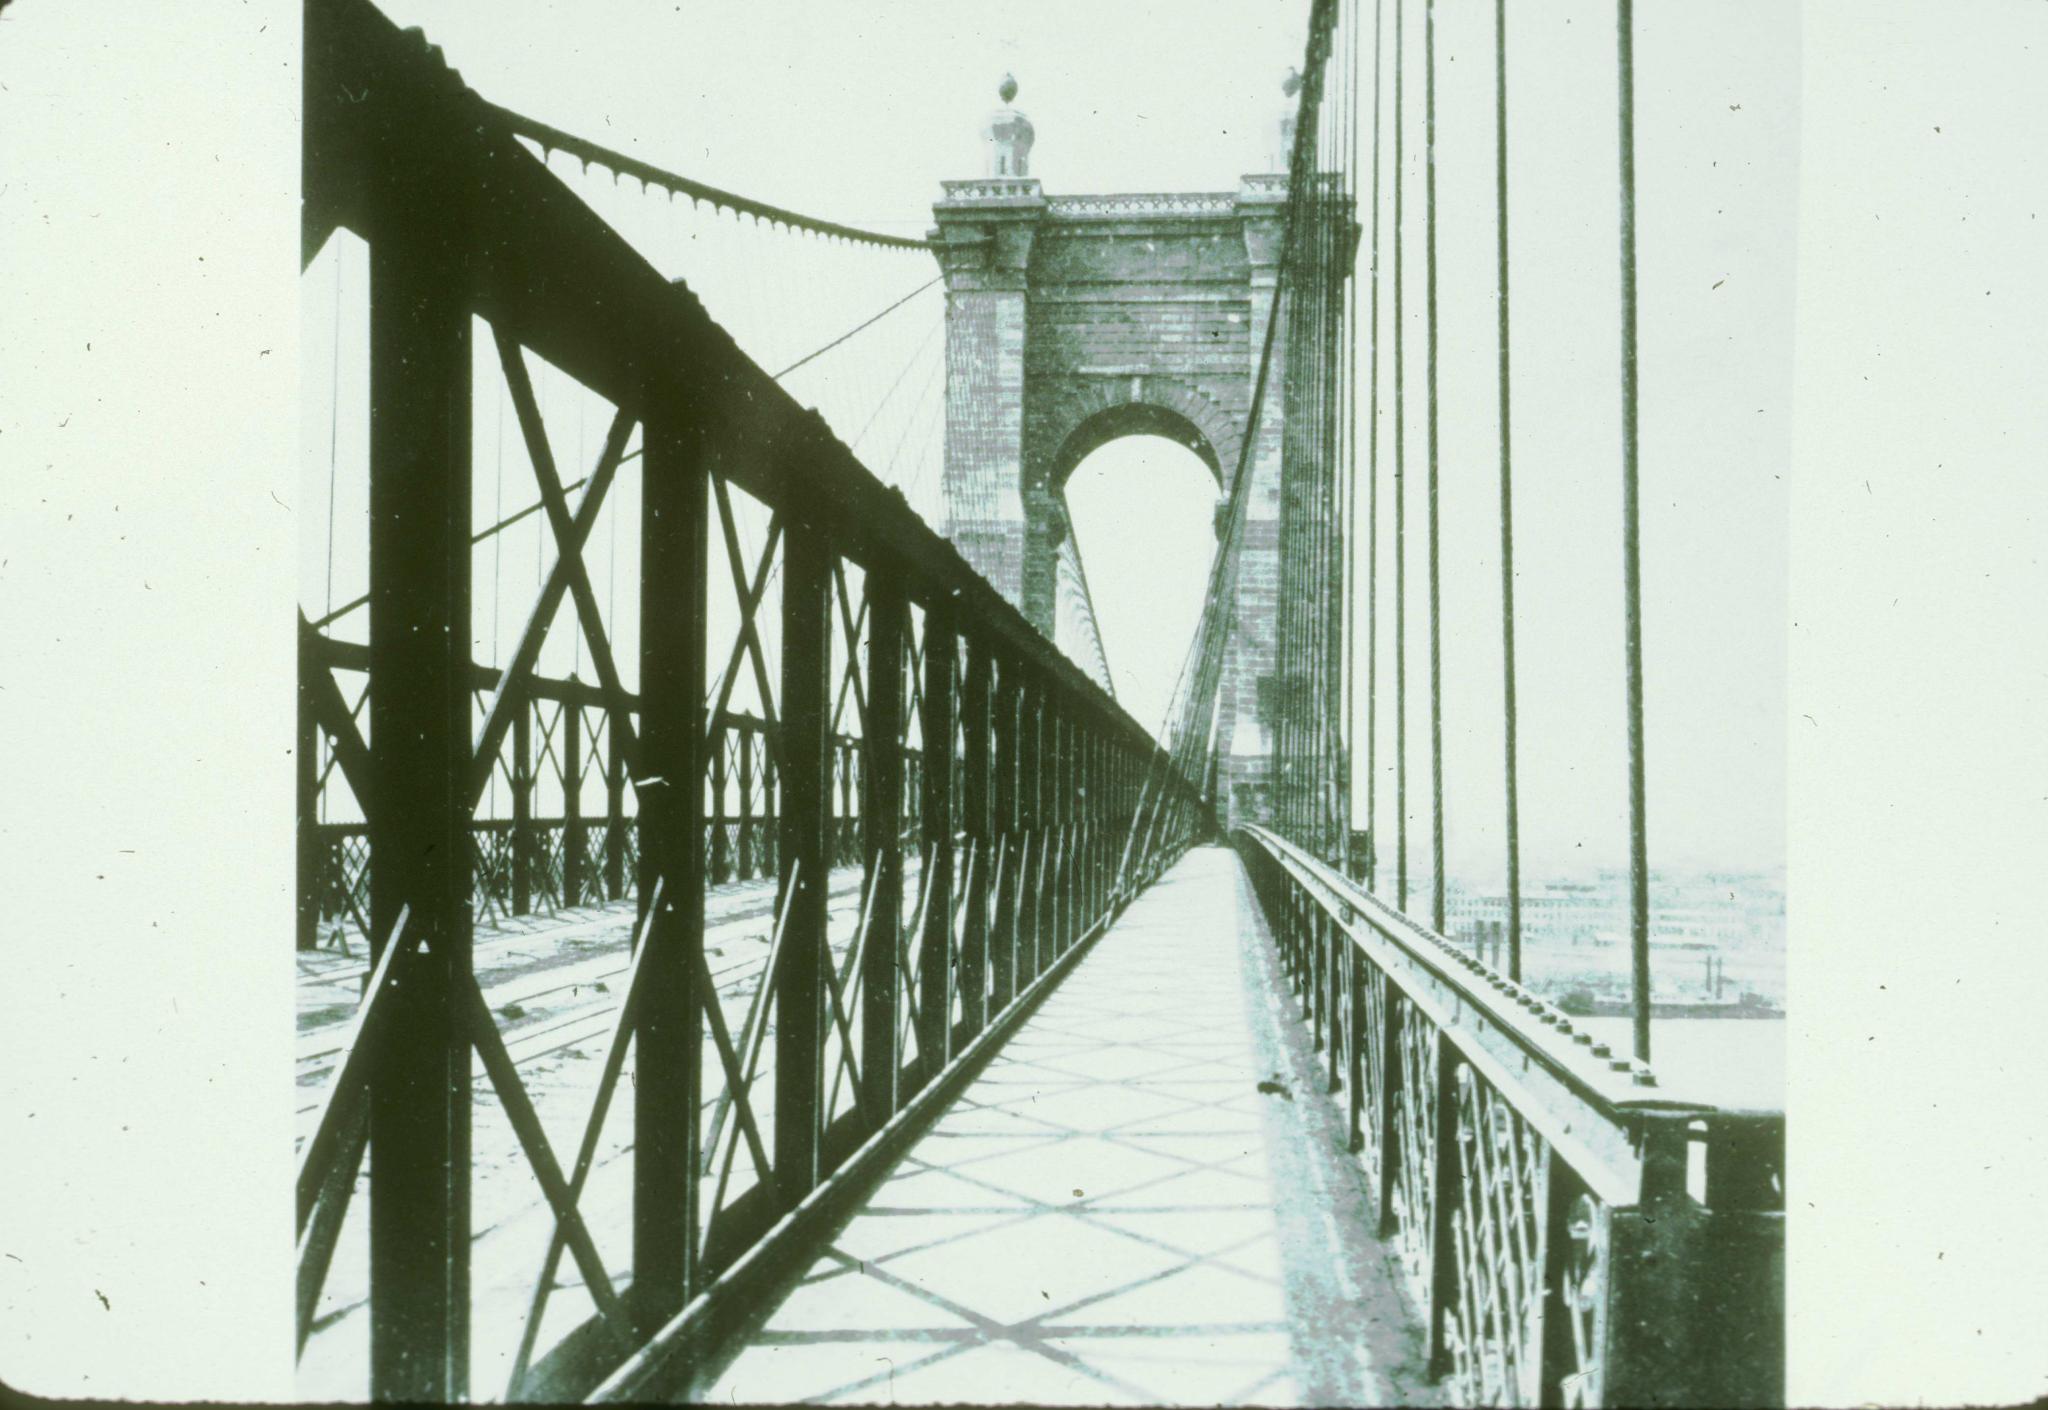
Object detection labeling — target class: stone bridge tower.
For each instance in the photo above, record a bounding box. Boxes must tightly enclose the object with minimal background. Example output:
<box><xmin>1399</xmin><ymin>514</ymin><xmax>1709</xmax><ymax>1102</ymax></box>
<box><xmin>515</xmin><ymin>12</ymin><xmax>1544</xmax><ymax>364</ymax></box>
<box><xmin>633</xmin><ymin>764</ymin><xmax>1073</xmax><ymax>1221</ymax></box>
<box><xmin>930</xmin><ymin>77</ymin><xmax>1288</xmax><ymax>826</ymax></box>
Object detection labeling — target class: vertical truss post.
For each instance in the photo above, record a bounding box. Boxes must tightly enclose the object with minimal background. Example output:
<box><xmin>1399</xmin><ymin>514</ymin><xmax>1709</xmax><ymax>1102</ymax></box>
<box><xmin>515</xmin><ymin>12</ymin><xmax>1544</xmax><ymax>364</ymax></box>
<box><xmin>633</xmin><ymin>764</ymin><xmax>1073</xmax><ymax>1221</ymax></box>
<box><xmin>764</xmin><ymin>741</ymin><xmax>780</xmax><ymax>880</ymax></box>
<box><xmin>917</xmin><ymin>614</ymin><xmax>957</xmax><ymax>1085</ymax></box>
<box><xmin>959</xmin><ymin>637</ymin><xmax>992</xmax><ymax>1039</ymax></box>
<box><xmin>861</xmin><ymin>572</ymin><xmax>906</xmax><ymax>1124</ymax></box>
<box><xmin>296</xmin><ymin>664</ymin><xmax>320</xmax><ymax>951</ymax></box>
<box><xmin>605</xmin><ymin>710</ymin><xmax>627</xmax><ymax>901</ymax></box>
<box><xmin>1056</xmin><ymin>712</ymin><xmax>1073</xmax><ymax>956</ymax></box>
<box><xmin>513</xmin><ymin>693</ymin><xmax>533</xmax><ymax>916</ymax></box>
<box><xmin>365</xmin><ymin>223</ymin><xmax>472</xmax><ymax>1406</ymax></box>
<box><xmin>736</xmin><ymin>723</ymin><xmax>754</xmax><ymax>881</ymax></box>
<box><xmin>1068</xmin><ymin>719</ymin><xmax>1084</xmax><ymax>943</ymax></box>
<box><xmin>989</xmin><ymin>659</ymin><xmax>1020</xmax><ymax>1012</ymax></box>
<box><xmin>834</xmin><ymin>741</ymin><xmax>853</xmax><ymax>869</ymax></box>
<box><xmin>1018</xmin><ymin>675</ymin><xmax>1044</xmax><ymax>985</ymax></box>
<box><xmin>1093</xmin><ymin>732</ymin><xmax>1107</xmax><ymax>921</ymax></box>
<box><xmin>709</xmin><ymin>725</ymin><xmax>730</xmax><ymax>885</ymax></box>
<box><xmin>1112</xmin><ymin>749</ymin><xmax>1128</xmax><ymax>903</ymax></box>
<box><xmin>563</xmin><ymin>702</ymin><xmax>584</xmax><ymax>907</ymax></box>
<box><xmin>777</xmin><ymin>518</ymin><xmax>833</xmax><ymax>1207</ymax></box>
<box><xmin>1076</xmin><ymin>728</ymin><xmax>1092</xmax><ymax>929</ymax></box>
<box><xmin>633</xmin><ymin>411</ymin><xmax>709</xmax><ymax>1328</ymax></box>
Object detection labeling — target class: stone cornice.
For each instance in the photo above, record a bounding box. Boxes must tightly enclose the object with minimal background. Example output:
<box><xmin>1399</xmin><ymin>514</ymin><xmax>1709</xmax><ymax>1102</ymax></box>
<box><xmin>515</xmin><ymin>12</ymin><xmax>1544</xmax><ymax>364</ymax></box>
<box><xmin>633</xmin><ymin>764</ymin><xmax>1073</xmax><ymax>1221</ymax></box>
<box><xmin>935</xmin><ymin>177</ymin><xmax>1047</xmax><ymax>208</ymax></box>
<box><xmin>1044</xmin><ymin>192</ymin><xmax>1238</xmax><ymax>219</ymax></box>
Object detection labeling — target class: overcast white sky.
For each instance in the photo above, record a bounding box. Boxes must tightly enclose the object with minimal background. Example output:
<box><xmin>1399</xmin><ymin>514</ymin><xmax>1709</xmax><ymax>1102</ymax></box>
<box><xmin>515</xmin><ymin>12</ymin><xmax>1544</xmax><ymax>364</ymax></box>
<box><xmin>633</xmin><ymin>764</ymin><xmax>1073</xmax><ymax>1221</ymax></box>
<box><xmin>325</xmin><ymin>0</ymin><xmax>1797</xmax><ymax>882</ymax></box>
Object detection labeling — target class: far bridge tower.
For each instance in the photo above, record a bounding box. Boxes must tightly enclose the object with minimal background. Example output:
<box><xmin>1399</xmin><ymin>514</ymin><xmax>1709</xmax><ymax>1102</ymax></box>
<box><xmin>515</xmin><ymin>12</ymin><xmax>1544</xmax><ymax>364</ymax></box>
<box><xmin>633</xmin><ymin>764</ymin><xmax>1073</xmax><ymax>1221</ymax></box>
<box><xmin>931</xmin><ymin>76</ymin><xmax>1292</xmax><ymax>826</ymax></box>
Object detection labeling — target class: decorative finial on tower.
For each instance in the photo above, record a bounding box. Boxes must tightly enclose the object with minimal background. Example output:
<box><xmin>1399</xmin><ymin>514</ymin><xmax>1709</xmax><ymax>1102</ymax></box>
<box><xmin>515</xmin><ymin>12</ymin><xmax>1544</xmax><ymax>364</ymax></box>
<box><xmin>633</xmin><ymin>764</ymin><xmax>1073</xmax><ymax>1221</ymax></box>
<box><xmin>984</xmin><ymin>73</ymin><xmax>1036</xmax><ymax>178</ymax></box>
<box><xmin>1275</xmin><ymin>68</ymin><xmax>1302</xmax><ymax>171</ymax></box>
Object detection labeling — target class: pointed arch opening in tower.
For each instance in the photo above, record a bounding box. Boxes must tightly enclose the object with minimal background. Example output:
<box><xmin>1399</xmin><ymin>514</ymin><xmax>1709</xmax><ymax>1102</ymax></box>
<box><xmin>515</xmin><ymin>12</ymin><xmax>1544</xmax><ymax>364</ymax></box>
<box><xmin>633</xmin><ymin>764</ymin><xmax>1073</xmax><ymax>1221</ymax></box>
<box><xmin>1059</xmin><ymin>433</ymin><xmax>1223</xmax><ymax>740</ymax></box>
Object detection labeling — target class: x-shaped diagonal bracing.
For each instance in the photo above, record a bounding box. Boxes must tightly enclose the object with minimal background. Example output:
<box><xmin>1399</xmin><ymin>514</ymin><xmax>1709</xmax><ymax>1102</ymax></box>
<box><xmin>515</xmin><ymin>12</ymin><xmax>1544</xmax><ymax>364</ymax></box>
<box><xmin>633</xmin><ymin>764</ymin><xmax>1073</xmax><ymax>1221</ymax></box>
<box><xmin>470</xmin><ymin>330</ymin><xmax>640</xmax><ymax>813</ymax></box>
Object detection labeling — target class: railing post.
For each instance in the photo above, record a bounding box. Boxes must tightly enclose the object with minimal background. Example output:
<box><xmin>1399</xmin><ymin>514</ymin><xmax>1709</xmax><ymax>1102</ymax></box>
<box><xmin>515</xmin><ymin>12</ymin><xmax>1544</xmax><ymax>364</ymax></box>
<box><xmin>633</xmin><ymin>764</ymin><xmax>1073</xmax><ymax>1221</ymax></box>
<box><xmin>1600</xmin><ymin>1114</ymin><xmax>1784</xmax><ymax>1408</ymax></box>
<box><xmin>1347</xmin><ymin>947</ymin><xmax>1367</xmax><ymax>1152</ymax></box>
<box><xmin>365</xmin><ymin>216</ymin><xmax>472</xmax><ymax>1405</ymax></box>
<box><xmin>513</xmin><ymin>692</ymin><xmax>533</xmax><ymax>917</ymax></box>
<box><xmin>605</xmin><ymin>709</ymin><xmax>626</xmax><ymax>901</ymax></box>
<box><xmin>917</xmin><ymin>614</ymin><xmax>956</xmax><ymax>1084</ymax></box>
<box><xmin>1310</xmin><ymin>906</ymin><xmax>1326</xmax><ymax>1049</ymax></box>
<box><xmin>1326</xmin><ymin>910</ymin><xmax>1344</xmax><ymax>1092</ymax></box>
<box><xmin>633</xmin><ymin>411</ymin><xmax>708</xmax><ymax>1328</ymax></box>
<box><xmin>1538</xmin><ymin>1149</ymin><xmax>1588</xmax><ymax>1408</ymax></box>
<box><xmin>776</xmin><ymin>517</ymin><xmax>832</xmax><ymax>1207</ymax></box>
<box><xmin>563</xmin><ymin>700</ymin><xmax>584</xmax><ymax>908</ymax></box>
<box><xmin>1377</xmin><ymin>993</ymin><xmax>1404</xmax><ymax>1236</ymax></box>
<box><xmin>1428</xmin><ymin>1037</ymin><xmax>1463</xmax><ymax>1378</ymax></box>
<box><xmin>959</xmin><ymin>637</ymin><xmax>992</xmax><ymax>1039</ymax></box>
<box><xmin>861</xmin><ymin>572</ymin><xmax>906</xmax><ymax>1124</ymax></box>
<box><xmin>989</xmin><ymin>657</ymin><xmax>1019</xmax><ymax>1013</ymax></box>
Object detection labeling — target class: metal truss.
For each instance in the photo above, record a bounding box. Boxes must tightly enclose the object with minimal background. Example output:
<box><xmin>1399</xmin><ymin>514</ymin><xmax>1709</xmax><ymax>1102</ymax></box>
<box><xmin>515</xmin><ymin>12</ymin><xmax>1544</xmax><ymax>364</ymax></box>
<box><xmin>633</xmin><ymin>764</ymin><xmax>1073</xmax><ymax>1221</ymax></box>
<box><xmin>295</xmin><ymin>0</ymin><xmax>1204</xmax><ymax>1399</ymax></box>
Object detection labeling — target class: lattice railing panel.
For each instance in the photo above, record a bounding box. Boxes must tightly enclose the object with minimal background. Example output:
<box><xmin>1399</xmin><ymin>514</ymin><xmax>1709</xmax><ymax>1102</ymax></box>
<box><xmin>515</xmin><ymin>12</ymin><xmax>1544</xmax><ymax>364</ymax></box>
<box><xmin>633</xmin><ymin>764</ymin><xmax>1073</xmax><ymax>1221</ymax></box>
<box><xmin>1236</xmin><ymin>827</ymin><xmax>1781</xmax><ymax>1410</ymax></box>
<box><xmin>1391</xmin><ymin>997</ymin><xmax>1439</xmax><ymax>1310</ymax></box>
<box><xmin>1445</xmin><ymin>1064</ymin><xmax>1550</xmax><ymax>1407</ymax></box>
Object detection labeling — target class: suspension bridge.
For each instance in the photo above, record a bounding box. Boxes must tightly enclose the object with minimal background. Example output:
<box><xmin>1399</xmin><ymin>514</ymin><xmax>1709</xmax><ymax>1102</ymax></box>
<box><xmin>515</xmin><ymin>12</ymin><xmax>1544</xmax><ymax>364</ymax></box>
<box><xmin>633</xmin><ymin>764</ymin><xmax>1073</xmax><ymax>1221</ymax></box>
<box><xmin>295</xmin><ymin>0</ymin><xmax>1785</xmax><ymax>1403</ymax></box>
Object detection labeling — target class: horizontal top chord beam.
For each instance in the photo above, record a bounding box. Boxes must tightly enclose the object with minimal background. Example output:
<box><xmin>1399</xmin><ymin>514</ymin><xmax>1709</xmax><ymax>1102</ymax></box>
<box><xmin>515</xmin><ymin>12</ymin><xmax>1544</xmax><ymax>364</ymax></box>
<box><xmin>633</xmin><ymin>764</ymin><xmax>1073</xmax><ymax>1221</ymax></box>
<box><xmin>304</xmin><ymin>0</ymin><xmax>1155</xmax><ymax>756</ymax></box>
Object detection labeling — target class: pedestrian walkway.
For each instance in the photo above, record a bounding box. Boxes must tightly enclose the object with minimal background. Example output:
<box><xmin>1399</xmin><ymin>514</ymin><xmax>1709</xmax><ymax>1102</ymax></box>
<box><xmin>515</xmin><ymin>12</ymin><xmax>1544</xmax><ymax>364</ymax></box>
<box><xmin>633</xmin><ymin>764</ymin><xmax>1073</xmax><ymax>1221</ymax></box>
<box><xmin>698</xmin><ymin>846</ymin><xmax>1434</xmax><ymax>1406</ymax></box>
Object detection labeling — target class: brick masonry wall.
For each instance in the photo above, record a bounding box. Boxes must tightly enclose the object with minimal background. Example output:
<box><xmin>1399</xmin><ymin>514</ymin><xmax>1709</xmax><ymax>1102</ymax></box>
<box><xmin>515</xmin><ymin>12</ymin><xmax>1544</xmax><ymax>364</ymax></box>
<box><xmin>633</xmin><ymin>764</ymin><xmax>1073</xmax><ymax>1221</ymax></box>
<box><xmin>941</xmin><ymin>289</ymin><xmax>1029</xmax><ymax>605</ymax></box>
<box><xmin>936</xmin><ymin>202</ymin><xmax>1285</xmax><ymax>825</ymax></box>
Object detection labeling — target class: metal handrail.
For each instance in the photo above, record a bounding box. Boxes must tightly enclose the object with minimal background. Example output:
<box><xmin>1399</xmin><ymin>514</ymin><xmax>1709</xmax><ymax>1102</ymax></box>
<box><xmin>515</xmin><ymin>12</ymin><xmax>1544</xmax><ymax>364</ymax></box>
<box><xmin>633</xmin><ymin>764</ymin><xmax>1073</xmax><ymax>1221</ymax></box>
<box><xmin>1234</xmin><ymin>823</ymin><xmax>1785</xmax><ymax>1408</ymax></box>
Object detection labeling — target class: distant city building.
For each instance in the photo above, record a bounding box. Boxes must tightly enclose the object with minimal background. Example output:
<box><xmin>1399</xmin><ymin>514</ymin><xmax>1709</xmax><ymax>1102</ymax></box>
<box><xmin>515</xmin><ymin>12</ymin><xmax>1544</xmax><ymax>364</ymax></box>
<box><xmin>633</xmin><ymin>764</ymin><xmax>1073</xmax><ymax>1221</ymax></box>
<box><xmin>1435</xmin><ymin>864</ymin><xmax>1785</xmax><ymax>1007</ymax></box>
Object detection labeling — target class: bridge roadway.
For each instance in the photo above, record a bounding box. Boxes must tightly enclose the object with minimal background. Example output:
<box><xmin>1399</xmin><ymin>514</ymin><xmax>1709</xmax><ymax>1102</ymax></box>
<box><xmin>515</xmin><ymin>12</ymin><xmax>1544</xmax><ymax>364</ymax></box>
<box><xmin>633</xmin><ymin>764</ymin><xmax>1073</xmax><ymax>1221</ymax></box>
<box><xmin>693</xmin><ymin>846</ymin><xmax>1434</xmax><ymax>1408</ymax></box>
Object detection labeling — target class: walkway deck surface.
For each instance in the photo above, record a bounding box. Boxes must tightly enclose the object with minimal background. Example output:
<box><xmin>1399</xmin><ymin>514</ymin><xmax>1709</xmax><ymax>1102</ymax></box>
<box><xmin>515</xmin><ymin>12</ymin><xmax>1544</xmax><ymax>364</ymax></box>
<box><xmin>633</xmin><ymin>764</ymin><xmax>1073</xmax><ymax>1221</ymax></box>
<box><xmin>700</xmin><ymin>845</ymin><xmax>1434</xmax><ymax>1407</ymax></box>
